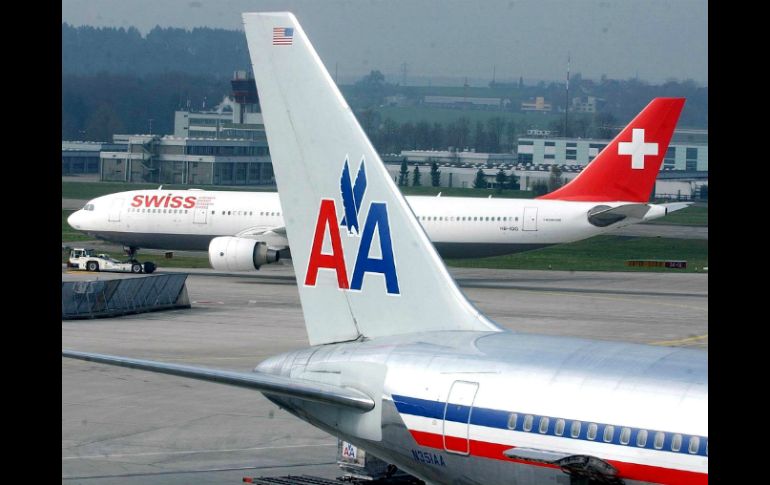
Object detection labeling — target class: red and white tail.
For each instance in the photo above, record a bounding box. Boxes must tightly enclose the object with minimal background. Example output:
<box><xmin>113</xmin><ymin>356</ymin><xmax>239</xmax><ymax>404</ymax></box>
<box><xmin>538</xmin><ymin>98</ymin><xmax>685</xmax><ymax>202</ymax></box>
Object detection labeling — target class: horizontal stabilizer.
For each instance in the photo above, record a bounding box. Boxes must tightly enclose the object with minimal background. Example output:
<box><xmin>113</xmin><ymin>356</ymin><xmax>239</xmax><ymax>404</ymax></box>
<box><xmin>587</xmin><ymin>203</ymin><xmax>651</xmax><ymax>227</ymax></box>
<box><xmin>661</xmin><ymin>201</ymin><xmax>693</xmax><ymax>214</ymax></box>
<box><xmin>62</xmin><ymin>350</ymin><xmax>374</xmax><ymax>411</ymax></box>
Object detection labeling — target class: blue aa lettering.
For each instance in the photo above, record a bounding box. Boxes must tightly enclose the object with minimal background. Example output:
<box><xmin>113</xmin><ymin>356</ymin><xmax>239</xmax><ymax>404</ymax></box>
<box><xmin>350</xmin><ymin>202</ymin><xmax>400</xmax><ymax>295</ymax></box>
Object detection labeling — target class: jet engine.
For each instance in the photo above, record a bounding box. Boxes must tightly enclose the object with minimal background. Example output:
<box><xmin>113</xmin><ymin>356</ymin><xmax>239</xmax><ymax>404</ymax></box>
<box><xmin>208</xmin><ymin>236</ymin><xmax>280</xmax><ymax>271</ymax></box>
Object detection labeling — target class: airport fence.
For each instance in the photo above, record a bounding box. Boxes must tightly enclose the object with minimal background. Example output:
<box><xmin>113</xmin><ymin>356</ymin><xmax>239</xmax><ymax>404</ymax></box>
<box><xmin>62</xmin><ymin>273</ymin><xmax>190</xmax><ymax>319</ymax></box>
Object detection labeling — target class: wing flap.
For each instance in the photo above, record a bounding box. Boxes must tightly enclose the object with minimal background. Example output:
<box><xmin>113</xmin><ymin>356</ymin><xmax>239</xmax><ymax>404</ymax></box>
<box><xmin>62</xmin><ymin>350</ymin><xmax>374</xmax><ymax>411</ymax></box>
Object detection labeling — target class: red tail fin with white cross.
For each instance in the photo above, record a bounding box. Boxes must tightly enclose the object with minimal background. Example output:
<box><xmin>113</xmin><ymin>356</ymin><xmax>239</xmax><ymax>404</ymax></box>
<box><xmin>538</xmin><ymin>98</ymin><xmax>685</xmax><ymax>202</ymax></box>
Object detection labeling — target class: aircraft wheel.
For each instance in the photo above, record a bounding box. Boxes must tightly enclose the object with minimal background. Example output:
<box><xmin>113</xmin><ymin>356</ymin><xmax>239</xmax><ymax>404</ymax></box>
<box><xmin>87</xmin><ymin>261</ymin><xmax>99</xmax><ymax>272</ymax></box>
<box><xmin>131</xmin><ymin>263</ymin><xmax>143</xmax><ymax>273</ymax></box>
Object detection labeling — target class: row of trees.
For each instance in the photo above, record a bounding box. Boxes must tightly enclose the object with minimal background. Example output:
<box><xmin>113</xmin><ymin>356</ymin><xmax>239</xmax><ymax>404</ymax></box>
<box><xmin>397</xmin><ymin>161</ymin><xmax>521</xmax><ymax>192</ymax></box>
<box><xmin>366</xmin><ymin>115</ymin><xmax>518</xmax><ymax>154</ymax></box>
<box><xmin>398</xmin><ymin>161</ymin><xmax>442</xmax><ymax>187</ymax></box>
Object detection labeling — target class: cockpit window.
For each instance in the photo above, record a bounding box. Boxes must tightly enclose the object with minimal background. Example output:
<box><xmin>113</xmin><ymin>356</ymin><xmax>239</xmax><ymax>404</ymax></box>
<box><xmin>83</xmin><ymin>204</ymin><xmax>95</xmax><ymax>211</ymax></box>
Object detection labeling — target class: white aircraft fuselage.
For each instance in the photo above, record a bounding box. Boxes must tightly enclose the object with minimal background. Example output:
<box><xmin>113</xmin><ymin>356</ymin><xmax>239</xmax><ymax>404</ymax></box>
<box><xmin>68</xmin><ymin>189</ymin><xmax>664</xmax><ymax>258</ymax></box>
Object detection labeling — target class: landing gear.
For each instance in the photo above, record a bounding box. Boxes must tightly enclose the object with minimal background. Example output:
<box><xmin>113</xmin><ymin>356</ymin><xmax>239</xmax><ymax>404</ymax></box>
<box><xmin>124</xmin><ymin>246</ymin><xmax>139</xmax><ymax>261</ymax></box>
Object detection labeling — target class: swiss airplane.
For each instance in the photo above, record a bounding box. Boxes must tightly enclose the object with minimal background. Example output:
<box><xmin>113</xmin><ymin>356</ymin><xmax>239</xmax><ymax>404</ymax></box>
<box><xmin>67</xmin><ymin>100</ymin><xmax>687</xmax><ymax>271</ymax></box>
<box><xmin>63</xmin><ymin>12</ymin><xmax>706</xmax><ymax>485</ymax></box>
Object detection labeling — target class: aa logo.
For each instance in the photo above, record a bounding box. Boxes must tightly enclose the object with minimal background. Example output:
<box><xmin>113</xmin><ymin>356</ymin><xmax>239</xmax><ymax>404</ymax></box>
<box><xmin>305</xmin><ymin>157</ymin><xmax>400</xmax><ymax>295</ymax></box>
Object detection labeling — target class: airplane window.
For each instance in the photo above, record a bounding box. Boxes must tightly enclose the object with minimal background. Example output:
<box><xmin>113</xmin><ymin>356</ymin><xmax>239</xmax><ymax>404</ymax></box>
<box><xmin>503</xmin><ymin>217</ymin><xmax>507</xmax><ymax>221</ymax></box>
<box><xmin>278</xmin><ymin>213</ymin><xmax>281</xmax><ymax>216</ymax></box>
<box><xmin>587</xmin><ymin>423</ymin><xmax>598</xmax><ymax>440</ymax></box>
<box><xmin>603</xmin><ymin>425</ymin><xmax>614</xmax><ymax>443</ymax></box>
<box><xmin>515</xmin><ymin>217</ymin><xmax>519</xmax><ymax>221</ymax></box>
<box><xmin>570</xmin><ymin>420</ymin><xmax>581</xmax><ymax>438</ymax></box>
<box><xmin>228</xmin><ymin>211</ymin><xmax>231</xmax><ymax>215</ymax></box>
<box><xmin>539</xmin><ymin>417</ymin><xmax>549</xmax><ymax>434</ymax></box>
<box><xmin>473</xmin><ymin>217</ymin><xmax>477</xmax><ymax>221</ymax></box>
<box><xmin>523</xmin><ymin>414</ymin><xmax>533</xmax><ymax>432</ymax></box>
<box><xmin>222</xmin><ymin>211</ymin><xmax>226</xmax><ymax>215</ymax></box>
<box><xmin>507</xmin><ymin>413</ymin><xmax>517</xmax><ymax>430</ymax></box>
<box><xmin>555</xmin><ymin>419</ymin><xmax>565</xmax><ymax>436</ymax></box>
<box><xmin>620</xmin><ymin>427</ymin><xmax>631</xmax><ymax>445</ymax></box>
<box><xmin>497</xmin><ymin>217</ymin><xmax>501</xmax><ymax>221</ymax></box>
<box><xmin>671</xmin><ymin>434</ymin><xmax>682</xmax><ymax>452</ymax></box>
<box><xmin>485</xmin><ymin>217</ymin><xmax>489</xmax><ymax>221</ymax></box>
<box><xmin>688</xmin><ymin>436</ymin><xmax>700</xmax><ymax>454</ymax></box>
<box><xmin>637</xmin><ymin>430</ymin><xmax>648</xmax><ymax>447</ymax></box>
<box><xmin>211</xmin><ymin>210</ymin><xmax>215</xmax><ymax>214</ymax></box>
<box><xmin>163</xmin><ymin>209</ymin><xmax>167</xmax><ymax>213</ymax></box>
<box><xmin>654</xmin><ymin>432</ymin><xmax>665</xmax><ymax>449</ymax></box>
<box><xmin>270</xmin><ymin>212</ymin><xmax>274</xmax><ymax>216</ymax></box>
<box><xmin>439</xmin><ymin>217</ymin><xmax>443</xmax><ymax>221</ymax></box>
<box><xmin>260</xmin><ymin>212</ymin><xmax>264</xmax><ymax>216</ymax></box>
<box><xmin>184</xmin><ymin>210</ymin><xmax>188</xmax><ymax>214</ymax></box>
<box><xmin>250</xmin><ymin>212</ymin><xmax>253</xmax><ymax>215</ymax></box>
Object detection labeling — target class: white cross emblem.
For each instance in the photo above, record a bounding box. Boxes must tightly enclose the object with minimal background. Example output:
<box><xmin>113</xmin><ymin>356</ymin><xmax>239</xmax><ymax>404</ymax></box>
<box><xmin>618</xmin><ymin>128</ymin><xmax>658</xmax><ymax>170</ymax></box>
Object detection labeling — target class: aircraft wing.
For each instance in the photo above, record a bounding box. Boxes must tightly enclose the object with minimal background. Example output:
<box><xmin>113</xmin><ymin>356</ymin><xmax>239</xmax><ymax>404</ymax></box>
<box><xmin>62</xmin><ymin>350</ymin><xmax>374</xmax><ymax>411</ymax></box>
<box><xmin>503</xmin><ymin>447</ymin><xmax>620</xmax><ymax>481</ymax></box>
<box><xmin>235</xmin><ymin>225</ymin><xmax>287</xmax><ymax>237</ymax></box>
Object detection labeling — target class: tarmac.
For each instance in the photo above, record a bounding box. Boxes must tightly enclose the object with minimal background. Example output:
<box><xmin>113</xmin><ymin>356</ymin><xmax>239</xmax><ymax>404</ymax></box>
<box><xmin>62</xmin><ymin>265</ymin><xmax>707</xmax><ymax>484</ymax></box>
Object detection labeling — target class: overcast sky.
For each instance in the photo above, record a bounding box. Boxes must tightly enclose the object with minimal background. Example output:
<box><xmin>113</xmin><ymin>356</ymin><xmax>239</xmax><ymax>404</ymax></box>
<box><xmin>62</xmin><ymin>0</ymin><xmax>707</xmax><ymax>86</ymax></box>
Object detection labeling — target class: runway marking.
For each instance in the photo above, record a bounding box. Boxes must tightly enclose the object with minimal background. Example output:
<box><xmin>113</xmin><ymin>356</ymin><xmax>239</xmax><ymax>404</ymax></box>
<box><xmin>650</xmin><ymin>334</ymin><xmax>708</xmax><ymax>347</ymax></box>
<box><xmin>62</xmin><ymin>442</ymin><xmax>336</xmax><ymax>461</ymax></box>
<box><xmin>491</xmin><ymin>288</ymin><xmax>708</xmax><ymax>313</ymax></box>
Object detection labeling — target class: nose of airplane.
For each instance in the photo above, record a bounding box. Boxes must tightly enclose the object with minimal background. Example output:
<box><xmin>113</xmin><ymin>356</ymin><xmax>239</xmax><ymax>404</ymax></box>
<box><xmin>67</xmin><ymin>210</ymin><xmax>84</xmax><ymax>229</ymax></box>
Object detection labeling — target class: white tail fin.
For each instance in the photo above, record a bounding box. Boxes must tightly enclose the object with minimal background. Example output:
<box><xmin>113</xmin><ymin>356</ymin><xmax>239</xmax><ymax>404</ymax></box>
<box><xmin>243</xmin><ymin>12</ymin><xmax>500</xmax><ymax>345</ymax></box>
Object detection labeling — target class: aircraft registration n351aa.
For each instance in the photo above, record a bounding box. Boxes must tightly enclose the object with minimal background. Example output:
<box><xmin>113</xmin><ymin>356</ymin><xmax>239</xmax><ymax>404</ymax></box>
<box><xmin>63</xmin><ymin>12</ymin><xmax>706</xmax><ymax>485</ymax></box>
<box><xmin>67</xmin><ymin>103</ymin><xmax>688</xmax><ymax>271</ymax></box>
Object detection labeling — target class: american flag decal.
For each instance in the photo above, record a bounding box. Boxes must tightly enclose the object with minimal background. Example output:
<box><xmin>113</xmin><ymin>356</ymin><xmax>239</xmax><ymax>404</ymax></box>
<box><xmin>273</xmin><ymin>27</ymin><xmax>294</xmax><ymax>45</ymax></box>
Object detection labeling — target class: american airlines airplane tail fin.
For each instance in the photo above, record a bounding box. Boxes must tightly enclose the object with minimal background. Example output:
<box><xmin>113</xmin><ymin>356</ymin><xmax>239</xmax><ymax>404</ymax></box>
<box><xmin>243</xmin><ymin>12</ymin><xmax>500</xmax><ymax>346</ymax></box>
<box><xmin>538</xmin><ymin>98</ymin><xmax>685</xmax><ymax>202</ymax></box>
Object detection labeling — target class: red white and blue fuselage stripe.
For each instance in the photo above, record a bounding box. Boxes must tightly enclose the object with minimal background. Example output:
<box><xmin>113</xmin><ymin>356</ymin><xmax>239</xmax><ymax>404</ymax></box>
<box><xmin>391</xmin><ymin>394</ymin><xmax>708</xmax><ymax>485</ymax></box>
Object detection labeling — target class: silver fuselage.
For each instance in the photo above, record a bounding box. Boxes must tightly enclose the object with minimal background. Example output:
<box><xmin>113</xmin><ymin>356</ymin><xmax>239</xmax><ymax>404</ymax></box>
<box><xmin>257</xmin><ymin>330</ymin><xmax>707</xmax><ymax>485</ymax></box>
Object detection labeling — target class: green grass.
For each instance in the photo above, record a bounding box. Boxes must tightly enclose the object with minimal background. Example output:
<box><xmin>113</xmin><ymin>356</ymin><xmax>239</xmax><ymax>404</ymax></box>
<box><xmin>62</xmin><ymin>210</ymin><xmax>92</xmax><ymax>242</ymax></box>
<box><xmin>401</xmin><ymin>186</ymin><xmax>535</xmax><ymax>198</ymax></box>
<box><xmin>374</xmin><ymin>106</ymin><xmax>564</xmax><ymax>127</ymax></box>
<box><xmin>644</xmin><ymin>204</ymin><xmax>708</xmax><ymax>227</ymax></box>
<box><xmin>62</xmin><ymin>181</ymin><xmax>275</xmax><ymax>200</ymax></box>
<box><xmin>446</xmin><ymin>235</ymin><xmax>708</xmax><ymax>273</ymax></box>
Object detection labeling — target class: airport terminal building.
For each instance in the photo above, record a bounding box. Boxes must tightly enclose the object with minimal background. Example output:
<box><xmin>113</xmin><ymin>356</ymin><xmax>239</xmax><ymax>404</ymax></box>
<box><xmin>516</xmin><ymin>129</ymin><xmax>708</xmax><ymax>171</ymax></box>
<box><xmin>98</xmin><ymin>72</ymin><xmax>275</xmax><ymax>186</ymax></box>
